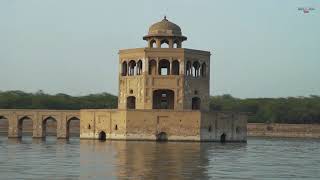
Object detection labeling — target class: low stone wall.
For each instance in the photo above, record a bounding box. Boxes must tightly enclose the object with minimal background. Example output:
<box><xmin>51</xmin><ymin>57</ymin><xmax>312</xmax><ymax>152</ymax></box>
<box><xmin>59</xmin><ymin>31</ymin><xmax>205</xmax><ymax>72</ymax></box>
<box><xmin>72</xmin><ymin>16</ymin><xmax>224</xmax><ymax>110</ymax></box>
<box><xmin>80</xmin><ymin>109</ymin><xmax>247</xmax><ymax>142</ymax></box>
<box><xmin>248</xmin><ymin>123</ymin><xmax>320</xmax><ymax>138</ymax></box>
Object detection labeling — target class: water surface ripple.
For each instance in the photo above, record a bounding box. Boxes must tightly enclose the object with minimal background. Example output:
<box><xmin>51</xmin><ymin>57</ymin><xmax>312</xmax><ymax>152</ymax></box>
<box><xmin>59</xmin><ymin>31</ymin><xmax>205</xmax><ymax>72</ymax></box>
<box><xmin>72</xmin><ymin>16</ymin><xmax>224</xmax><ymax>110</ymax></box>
<box><xmin>0</xmin><ymin>137</ymin><xmax>319</xmax><ymax>179</ymax></box>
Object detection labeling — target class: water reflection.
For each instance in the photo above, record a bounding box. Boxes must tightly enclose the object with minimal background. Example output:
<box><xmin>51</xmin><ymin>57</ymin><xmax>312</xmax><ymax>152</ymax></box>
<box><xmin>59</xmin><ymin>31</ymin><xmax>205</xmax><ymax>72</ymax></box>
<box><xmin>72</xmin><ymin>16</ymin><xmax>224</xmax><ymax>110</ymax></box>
<box><xmin>1</xmin><ymin>136</ymin><xmax>319</xmax><ymax>179</ymax></box>
<box><xmin>80</xmin><ymin>140</ymin><xmax>247</xmax><ymax>180</ymax></box>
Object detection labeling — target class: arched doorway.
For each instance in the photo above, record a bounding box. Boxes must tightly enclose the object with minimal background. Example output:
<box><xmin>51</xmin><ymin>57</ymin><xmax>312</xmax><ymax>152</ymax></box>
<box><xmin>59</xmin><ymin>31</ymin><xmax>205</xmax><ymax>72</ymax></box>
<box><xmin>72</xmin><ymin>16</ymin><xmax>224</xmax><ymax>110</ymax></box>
<box><xmin>0</xmin><ymin>116</ymin><xmax>8</xmax><ymax>136</ymax></box>
<box><xmin>137</xmin><ymin>60</ymin><xmax>143</xmax><ymax>75</ymax></box>
<box><xmin>42</xmin><ymin>117</ymin><xmax>57</xmax><ymax>137</ymax></box>
<box><xmin>172</xmin><ymin>60</ymin><xmax>180</xmax><ymax>75</ymax></box>
<box><xmin>186</xmin><ymin>61</ymin><xmax>192</xmax><ymax>76</ymax></box>
<box><xmin>18</xmin><ymin>116</ymin><xmax>33</xmax><ymax>137</ymax></box>
<box><xmin>160</xmin><ymin>39</ymin><xmax>169</xmax><ymax>48</ymax></box>
<box><xmin>149</xmin><ymin>59</ymin><xmax>157</xmax><ymax>75</ymax></box>
<box><xmin>153</xmin><ymin>89</ymin><xmax>174</xmax><ymax>109</ymax></box>
<box><xmin>192</xmin><ymin>97</ymin><xmax>201</xmax><ymax>110</ymax></box>
<box><xmin>99</xmin><ymin>131</ymin><xmax>106</xmax><ymax>141</ymax></box>
<box><xmin>156</xmin><ymin>132</ymin><xmax>168</xmax><ymax>141</ymax></box>
<box><xmin>220</xmin><ymin>133</ymin><xmax>226</xmax><ymax>143</ymax></box>
<box><xmin>158</xmin><ymin>59</ymin><xmax>170</xmax><ymax>75</ymax></box>
<box><xmin>192</xmin><ymin>61</ymin><xmax>200</xmax><ymax>77</ymax></box>
<box><xmin>128</xmin><ymin>60</ymin><xmax>136</xmax><ymax>76</ymax></box>
<box><xmin>127</xmin><ymin>96</ymin><xmax>136</xmax><ymax>109</ymax></box>
<box><xmin>149</xmin><ymin>39</ymin><xmax>156</xmax><ymax>48</ymax></box>
<box><xmin>67</xmin><ymin>117</ymin><xmax>80</xmax><ymax>138</ymax></box>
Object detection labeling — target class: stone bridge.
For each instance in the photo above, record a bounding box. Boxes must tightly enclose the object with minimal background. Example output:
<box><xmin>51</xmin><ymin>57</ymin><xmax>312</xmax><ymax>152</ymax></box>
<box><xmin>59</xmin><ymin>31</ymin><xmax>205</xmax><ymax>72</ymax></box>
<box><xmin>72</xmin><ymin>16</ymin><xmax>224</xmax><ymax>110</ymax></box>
<box><xmin>0</xmin><ymin>109</ymin><xmax>80</xmax><ymax>138</ymax></box>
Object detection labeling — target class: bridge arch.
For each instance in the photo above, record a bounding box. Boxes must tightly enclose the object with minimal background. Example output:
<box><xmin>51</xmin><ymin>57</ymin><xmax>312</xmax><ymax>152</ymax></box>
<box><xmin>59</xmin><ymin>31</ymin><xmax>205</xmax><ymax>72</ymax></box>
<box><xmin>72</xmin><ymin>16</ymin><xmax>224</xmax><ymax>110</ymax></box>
<box><xmin>67</xmin><ymin>116</ymin><xmax>80</xmax><ymax>138</ymax></box>
<box><xmin>42</xmin><ymin>116</ymin><xmax>57</xmax><ymax>137</ymax></box>
<box><xmin>18</xmin><ymin>116</ymin><xmax>33</xmax><ymax>137</ymax></box>
<box><xmin>0</xmin><ymin>116</ymin><xmax>8</xmax><ymax>136</ymax></box>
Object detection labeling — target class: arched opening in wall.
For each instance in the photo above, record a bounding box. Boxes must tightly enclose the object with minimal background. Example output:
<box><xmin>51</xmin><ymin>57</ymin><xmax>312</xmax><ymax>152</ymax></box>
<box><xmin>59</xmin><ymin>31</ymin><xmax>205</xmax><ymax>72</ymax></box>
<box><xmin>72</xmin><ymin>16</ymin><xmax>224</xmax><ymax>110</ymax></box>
<box><xmin>220</xmin><ymin>133</ymin><xmax>226</xmax><ymax>143</ymax></box>
<box><xmin>128</xmin><ymin>60</ymin><xmax>136</xmax><ymax>76</ymax></box>
<box><xmin>121</xmin><ymin>61</ymin><xmax>127</xmax><ymax>76</ymax></box>
<box><xmin>42</xmin><ymin>117</ymin><xmax>57</xmax><ymax>137</ymax></box>
<box><xmin>193</xmin><ymin>61</ymin><xmax>200</xmax><ymax>77</ymax></box>
<box><xmin>160</xmin><ymin>39</ymin><xmax>169</xmax><ymax>48</ymax></box>
<box><xmin>236</xmin><ymin>127</ymin><xmax>240</xmax><ymax>134</ymax></box>
<box><xmin>158</xmin><ymin>59</ymin><xmax>170</xmax><ymax>75</ymax></box>
<box><xmin>156</xmin><ymin>132</ymin><xmax>168</xmax><ymax>141</ymax></box>
<box><xmin>0</xmin><ymin>116</ymin><xmax>8</xmax><ymax>136</ymax></box>
<box><xmin>18</xmin><ymin>116</ymin><xmax>33</xmax><ymax>137</ymax></box>
<box><xmin>192</xmin><ymin>97</ymin><xmax>201</xmax><ymax>110</ymax></box>
<box><xmin>137</xmin><ymin>60</ymin><xmax>142</xmax><ymax>75</ymax></box>
<box><xmin>153</xmin><ymin>89</ymin><xmax>174</xmax><ymax>109</ymax></box>
<box><xmin>99</xmin><ymin>131</ymin><xmax>106</xmax><ymax>141</ymax></box>
<box><xmin>150</xmin><ymin>39</ymin><xmax>156</xmax><ymax>48</ymax></box>
<box><xmin>127</xmin><ymin>96</ymin><xmax>136</xmax><ymax>109</ymax></box>
<box><xmin>186</xmin><ymin>61</ymin><xmax>192</xmax><ymax>76</ymax></box>
<box><xmin>201</xmin><ymin>63</ymin><xmax>206</xmax><ymax>77</ymax></box>
<box><xmin>172</xmin><ymin>60</ymin><xmax>180</xmax><ymax>75</ymax></box>
<box><xmin>173</xmin><ymin>40</ymin><xmax>180</xmax><ymax>48</ymax></box>
<box><xmin>149</xmin><ymin>59</ymin><xmax>157</xmax><ymax>75</ymax></box>
<box><xmin>67</xmin><ymin>117</ymin><xmax>80</xmax><ymax>138</ymax></box>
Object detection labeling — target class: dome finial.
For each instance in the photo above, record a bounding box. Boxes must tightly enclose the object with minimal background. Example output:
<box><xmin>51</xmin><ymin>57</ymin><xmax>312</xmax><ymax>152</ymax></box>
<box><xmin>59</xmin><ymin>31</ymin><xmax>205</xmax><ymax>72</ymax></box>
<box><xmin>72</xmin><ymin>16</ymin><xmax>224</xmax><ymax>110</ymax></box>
<box><xmin>163</xmin><ymin>15</ymin><xmax>167</xmax><ymax>21</ymax></box>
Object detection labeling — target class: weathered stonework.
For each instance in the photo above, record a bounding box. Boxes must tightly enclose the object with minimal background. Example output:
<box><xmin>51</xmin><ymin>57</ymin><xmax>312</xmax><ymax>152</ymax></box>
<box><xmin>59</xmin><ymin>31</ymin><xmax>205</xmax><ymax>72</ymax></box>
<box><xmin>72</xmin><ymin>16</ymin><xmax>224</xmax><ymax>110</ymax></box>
<box><xmin>0</xmin><ymin>109</ymin><xmax>79</xmax><ymax>138</ymax></box>
<box><xmin>80</xmin><ymin>17</ymin><xmax>247</xmax><ymax>142</ymax></box>
<box><xmin>79</xmin><ymin>109</ymin><xmax>246</xmax><ymax>142</ymax></box>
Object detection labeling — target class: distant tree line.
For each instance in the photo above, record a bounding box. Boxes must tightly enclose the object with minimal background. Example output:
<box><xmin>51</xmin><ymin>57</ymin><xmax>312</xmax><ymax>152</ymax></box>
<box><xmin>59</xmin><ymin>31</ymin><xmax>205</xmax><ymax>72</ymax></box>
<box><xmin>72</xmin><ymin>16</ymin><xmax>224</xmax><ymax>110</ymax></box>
<box><xmin>0</xmin><ymin>90</ymin><xmax>117</xmax><ymax>110</ymax></box>
<box><xmin>0</xmin><ymin>91</ymin><xmax>319</xmax><ymax>124</ymax></box>
<box><xmin>209</xmin><ymin>94</ymin><xmax>320</xmax><ymax>124</ymax></box>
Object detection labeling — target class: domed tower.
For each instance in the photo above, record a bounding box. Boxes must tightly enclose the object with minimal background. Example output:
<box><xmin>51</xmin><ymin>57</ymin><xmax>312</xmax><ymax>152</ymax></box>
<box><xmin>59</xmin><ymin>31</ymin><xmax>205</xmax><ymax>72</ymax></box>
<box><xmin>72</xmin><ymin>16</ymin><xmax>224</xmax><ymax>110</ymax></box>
<box><xmin>143</xmin><ymin>16</ymin><xmax>187</xmax><ymax>48</ymax></box>
<box><xmin>118</xmin><ymin>17</ymin><xmax>210</xmax><ymax>111</ymax></box>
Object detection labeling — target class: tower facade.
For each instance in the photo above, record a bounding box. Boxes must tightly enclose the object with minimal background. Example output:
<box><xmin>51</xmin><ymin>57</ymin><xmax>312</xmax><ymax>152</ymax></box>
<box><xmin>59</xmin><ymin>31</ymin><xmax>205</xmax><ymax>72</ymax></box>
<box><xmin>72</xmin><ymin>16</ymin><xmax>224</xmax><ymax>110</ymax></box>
<box><xmin>79</xmin><ymin>17</ymin><xmax>247</xmax><ymax>142</ymax></box>
<box><xmin>118</xmin><ymin>17</ymin><xmax>210</xmax><ymax>111</ymax></box>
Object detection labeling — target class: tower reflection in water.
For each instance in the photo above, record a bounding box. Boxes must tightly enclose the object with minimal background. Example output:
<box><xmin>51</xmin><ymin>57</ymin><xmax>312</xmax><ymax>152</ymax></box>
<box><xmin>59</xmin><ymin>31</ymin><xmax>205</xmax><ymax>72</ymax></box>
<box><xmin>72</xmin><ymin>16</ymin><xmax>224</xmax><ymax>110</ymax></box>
<box><xmin>80</xmin><ymin>140</ymin><xmax>246</xmax><ymax>179</ymax></box>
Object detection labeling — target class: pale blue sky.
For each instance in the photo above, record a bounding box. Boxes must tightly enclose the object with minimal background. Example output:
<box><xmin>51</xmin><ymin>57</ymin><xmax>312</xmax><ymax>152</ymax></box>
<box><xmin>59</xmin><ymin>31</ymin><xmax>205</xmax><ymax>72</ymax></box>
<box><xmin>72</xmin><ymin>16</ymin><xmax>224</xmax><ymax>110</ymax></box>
<box><xmin>0</xmin><ymin>0</ymin><xmax>319</xmax><ymax>98</ymax></box>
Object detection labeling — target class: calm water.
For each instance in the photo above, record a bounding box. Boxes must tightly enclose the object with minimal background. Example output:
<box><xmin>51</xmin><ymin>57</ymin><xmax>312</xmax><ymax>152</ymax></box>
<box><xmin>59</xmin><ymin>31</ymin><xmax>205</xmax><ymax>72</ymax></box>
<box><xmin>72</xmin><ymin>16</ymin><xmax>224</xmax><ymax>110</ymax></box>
<box><xmin>0</xmin><ymin>136</ymin><xmax>319</xmax><ymax>180</ymax></box>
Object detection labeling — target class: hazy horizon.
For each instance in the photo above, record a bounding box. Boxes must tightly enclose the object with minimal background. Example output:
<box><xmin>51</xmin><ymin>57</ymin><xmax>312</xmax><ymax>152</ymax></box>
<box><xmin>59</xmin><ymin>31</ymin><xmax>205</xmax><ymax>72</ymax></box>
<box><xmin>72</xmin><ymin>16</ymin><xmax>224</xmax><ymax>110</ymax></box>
<box><xmin>1</xmin><ymin>0</ymin><xmax>319</xmax><ymax>98</ymax></box>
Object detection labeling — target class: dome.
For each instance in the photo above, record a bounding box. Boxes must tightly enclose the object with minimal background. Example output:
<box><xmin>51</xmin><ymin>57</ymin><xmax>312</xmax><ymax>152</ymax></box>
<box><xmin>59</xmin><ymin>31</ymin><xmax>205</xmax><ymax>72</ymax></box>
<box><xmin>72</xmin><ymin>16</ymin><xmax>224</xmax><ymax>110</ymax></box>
<box><xmin>143</xmin><ymin>17</ymin><xmax>187</xmax><ymax>40</ymax></box>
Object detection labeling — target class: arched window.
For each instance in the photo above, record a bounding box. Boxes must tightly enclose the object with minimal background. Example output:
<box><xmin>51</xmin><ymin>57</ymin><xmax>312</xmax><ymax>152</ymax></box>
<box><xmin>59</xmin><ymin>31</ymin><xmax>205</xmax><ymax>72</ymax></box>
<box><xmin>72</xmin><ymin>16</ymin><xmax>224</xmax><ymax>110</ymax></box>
<box><xmin>186</xmin><ymin>61</ymin><xmax>192</xmax><ymax>76</ymax></box>
<box><xmin>122</xmin><ymin>61</ymin><xmax>127</xmax><ymax>76</ymax></box>
<box><xmin>150</xmin><ymin>39</ymin><xmax>156</xmax><ymax>48</ymax></box>
<box><xmin>160</xmin><ymin>39</ymin><xmax>169</xmax><ymax>48</ymax></box>
<box><xmin>192</xmin><ymin>97</ymin><xmax>201</xmax><ymax>110</ymax></box>
<box><xmin>127</xmin><ymin>96</ymin><xmax>136</xmax><ymax>109</ymax></box>
<box><xmin>201</xmin><ymin>63</ymin><xmax>206</xmax><ymax>77</ymax></box>
<box><xmin>172</xmin><ymin>60</ymin><xmax>180</xmax><ymax>75</ymax></box>
<box><xmin>128</xmin><ymin>60</ymin><xmax>136</xmax><ymax>76</ymax></box>
<box><xmin>149</xmin><ymin>59</ymin><xmax>157</xmax><ymax>75</ymax></box>
<box><xmin>137</xmin><ymin>60</ymin><xmax>142</xmax><ymax>75</ymax></box>
<box><xmin>192</xmin><ymin>61</ymin><xmax>200</xmax><ymax>77</ymax></box>
<box><xmin>173</xmin><ymin>39</ymin><xmax>180</xmax><ymax>48</ymax></box>
<box><xmin>158</xmin><ymin>59</ymin><xmax>170</xmax><ymax>75</ymax></box>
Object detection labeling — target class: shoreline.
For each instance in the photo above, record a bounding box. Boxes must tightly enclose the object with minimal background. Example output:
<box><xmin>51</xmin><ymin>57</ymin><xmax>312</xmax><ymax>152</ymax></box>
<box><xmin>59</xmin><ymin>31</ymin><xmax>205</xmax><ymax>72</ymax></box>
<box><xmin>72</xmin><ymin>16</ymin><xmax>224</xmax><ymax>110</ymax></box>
<box><xmin>1</xmin><ymin>122</ymin><xmax>320</xmax><ymax>139</ymax></box>
<box><xmin>248</xmin><ymin>123</ymin><xmax>320</xmax><ymax>138</ymax></box>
